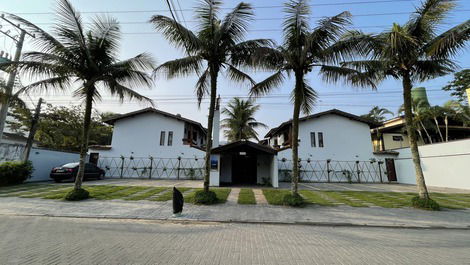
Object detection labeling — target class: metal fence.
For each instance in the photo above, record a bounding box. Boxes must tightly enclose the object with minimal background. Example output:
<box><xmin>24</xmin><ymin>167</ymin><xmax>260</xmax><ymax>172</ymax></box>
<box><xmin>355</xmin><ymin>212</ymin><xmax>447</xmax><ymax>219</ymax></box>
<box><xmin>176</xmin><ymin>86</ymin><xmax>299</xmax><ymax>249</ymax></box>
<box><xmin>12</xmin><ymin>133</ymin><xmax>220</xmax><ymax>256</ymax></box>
<box><xmin>278</xmin><ymin>158</ymin><xmax>388</xmax><ymax>183</ymax></box>
<box><xmin>97</xmin><ymin>156</ymin><xmax>205</xmax><ymax>180</ymax></box>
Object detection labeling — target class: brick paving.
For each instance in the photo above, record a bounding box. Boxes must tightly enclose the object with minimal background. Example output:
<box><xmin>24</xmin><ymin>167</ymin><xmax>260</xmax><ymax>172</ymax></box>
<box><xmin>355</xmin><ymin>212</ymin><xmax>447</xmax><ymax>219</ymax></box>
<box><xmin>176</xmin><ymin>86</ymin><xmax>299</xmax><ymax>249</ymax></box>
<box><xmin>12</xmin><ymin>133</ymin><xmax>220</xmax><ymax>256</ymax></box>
<box><xmin>0</xmin><ymin>215</ymin><xmax>469</xmax><ymax>265</ymax></box>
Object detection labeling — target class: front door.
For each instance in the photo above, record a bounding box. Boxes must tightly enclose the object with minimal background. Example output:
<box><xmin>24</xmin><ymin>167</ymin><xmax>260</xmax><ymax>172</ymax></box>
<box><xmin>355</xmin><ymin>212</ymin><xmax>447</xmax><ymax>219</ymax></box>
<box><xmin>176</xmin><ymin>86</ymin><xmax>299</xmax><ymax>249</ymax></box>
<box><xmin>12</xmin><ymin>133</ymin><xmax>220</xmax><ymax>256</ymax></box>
<box><xmin>232</xmin><ymin>154</ymin><xmax>257</xmax><ymax>185</ymax></box>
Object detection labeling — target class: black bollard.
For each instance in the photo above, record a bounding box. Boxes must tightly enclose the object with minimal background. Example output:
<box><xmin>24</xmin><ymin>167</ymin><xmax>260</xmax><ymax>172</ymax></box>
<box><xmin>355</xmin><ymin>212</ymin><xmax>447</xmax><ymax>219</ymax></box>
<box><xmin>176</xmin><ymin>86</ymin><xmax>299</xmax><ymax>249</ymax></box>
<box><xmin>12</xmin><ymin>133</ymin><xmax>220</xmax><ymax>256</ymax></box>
<box><xmin>172</xmin><ymin>187</ymin><xmax>184</xmax><ymax>214</ymax></box>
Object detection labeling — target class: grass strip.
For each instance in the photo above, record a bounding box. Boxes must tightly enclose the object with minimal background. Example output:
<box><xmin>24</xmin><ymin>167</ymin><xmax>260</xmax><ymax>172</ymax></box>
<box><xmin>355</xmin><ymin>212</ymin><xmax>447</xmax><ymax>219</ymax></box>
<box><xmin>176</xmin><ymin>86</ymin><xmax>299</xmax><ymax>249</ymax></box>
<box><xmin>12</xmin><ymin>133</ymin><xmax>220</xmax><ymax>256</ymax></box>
<box><xmin>299</xmin><ymin>190</ymin><xmax>336</xmax><ymax>206</ymax></box>
<box><xmin>150</xmin><ymin>187</ymin><xmax>192</xmax><ymax>201</ymax></box>
<box><xmin>262</xmin><ymin>189</ymin><xmax>291</xmax><ymax>205</ymax></box>
<box><xmin>238</xmin><ymin>189</ymin><xmax>256</xmax><ymax>205</ymax></box>
<box><xmin>124</xmin><ymin>187</ymin><xmax>169</xmax><ymax>201</ymax></box>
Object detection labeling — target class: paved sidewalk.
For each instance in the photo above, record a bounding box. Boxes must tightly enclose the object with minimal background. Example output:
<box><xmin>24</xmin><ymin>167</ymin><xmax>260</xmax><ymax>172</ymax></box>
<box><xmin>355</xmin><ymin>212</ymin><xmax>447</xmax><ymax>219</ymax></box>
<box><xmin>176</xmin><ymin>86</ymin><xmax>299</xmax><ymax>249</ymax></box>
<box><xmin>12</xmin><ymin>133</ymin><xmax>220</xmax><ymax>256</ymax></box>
<box><xmin>1</xmin><ymin>197</ymin><xmax>469</xmax><ymax>229</ymax></box>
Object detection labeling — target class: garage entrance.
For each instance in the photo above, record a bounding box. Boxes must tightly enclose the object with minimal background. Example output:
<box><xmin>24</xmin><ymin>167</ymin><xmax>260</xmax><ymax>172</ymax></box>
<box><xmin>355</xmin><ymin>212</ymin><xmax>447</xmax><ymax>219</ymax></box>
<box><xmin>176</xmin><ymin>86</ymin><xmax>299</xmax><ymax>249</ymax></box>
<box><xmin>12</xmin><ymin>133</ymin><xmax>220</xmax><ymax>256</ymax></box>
<box><xmin>210</xmin><ymin>140</ymin><xmax>279</xmax><ymax>187</ymax></box>
<box><xmin>232</xmin><ymin>153</ymin><xmax>257</xmax><ymax>184</ymax></box>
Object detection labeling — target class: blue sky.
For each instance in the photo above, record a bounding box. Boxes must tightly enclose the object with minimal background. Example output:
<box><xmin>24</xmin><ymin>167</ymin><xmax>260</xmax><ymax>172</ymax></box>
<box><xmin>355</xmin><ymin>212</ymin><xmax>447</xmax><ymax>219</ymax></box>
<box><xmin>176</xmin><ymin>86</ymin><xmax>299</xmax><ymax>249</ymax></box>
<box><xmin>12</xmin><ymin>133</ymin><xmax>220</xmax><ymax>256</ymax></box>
<box><xmin>1</xmin><ymin>0</ymin><xmax>469</xmax><ymax>138</ymax></box>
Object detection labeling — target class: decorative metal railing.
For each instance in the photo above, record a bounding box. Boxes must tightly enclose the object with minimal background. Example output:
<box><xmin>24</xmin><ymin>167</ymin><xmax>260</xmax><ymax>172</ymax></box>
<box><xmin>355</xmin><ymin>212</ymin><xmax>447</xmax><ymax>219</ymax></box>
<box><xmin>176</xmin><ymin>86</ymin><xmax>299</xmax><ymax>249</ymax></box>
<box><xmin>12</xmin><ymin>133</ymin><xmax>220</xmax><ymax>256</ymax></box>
<box><xmin>278</xmin><ymin>158</ymin><xmax>388</xmax><ymax>183</ymax></box>
<box><xmin>97</xmin><ymin>156</ymin><xmax>205</xmax><ymax>180</ymax></box>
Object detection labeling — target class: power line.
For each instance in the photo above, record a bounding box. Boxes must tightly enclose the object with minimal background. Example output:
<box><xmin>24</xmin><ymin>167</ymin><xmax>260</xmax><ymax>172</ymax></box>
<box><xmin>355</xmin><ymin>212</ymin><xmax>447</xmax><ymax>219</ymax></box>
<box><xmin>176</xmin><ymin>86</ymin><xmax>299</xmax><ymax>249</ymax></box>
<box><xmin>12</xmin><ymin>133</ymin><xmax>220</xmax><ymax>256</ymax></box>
<box><xmin>9</xmin><ymin>0</ymin><xmax>419</xmax><ymax>15</ymax></box>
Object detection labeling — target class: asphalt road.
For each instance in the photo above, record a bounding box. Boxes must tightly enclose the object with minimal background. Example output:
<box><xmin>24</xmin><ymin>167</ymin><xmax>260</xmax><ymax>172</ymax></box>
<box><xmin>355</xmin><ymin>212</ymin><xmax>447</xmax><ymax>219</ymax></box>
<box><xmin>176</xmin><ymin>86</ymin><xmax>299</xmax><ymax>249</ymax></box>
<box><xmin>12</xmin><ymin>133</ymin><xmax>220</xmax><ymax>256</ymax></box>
<box><xmin>0</xmin><ymin>215</ymin><xmax>469</xmax><ymax>265</ymax></box>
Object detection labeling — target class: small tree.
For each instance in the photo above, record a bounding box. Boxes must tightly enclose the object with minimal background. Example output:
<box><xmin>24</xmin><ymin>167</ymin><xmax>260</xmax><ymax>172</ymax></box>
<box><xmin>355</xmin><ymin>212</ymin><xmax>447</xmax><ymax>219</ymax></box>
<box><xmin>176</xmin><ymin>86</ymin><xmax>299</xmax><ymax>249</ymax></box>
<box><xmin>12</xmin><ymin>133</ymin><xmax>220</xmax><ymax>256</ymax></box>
<box><xmin>222</xmin><ymin>98</ymin><xmax>267</xmax><ymax>142</ymax></box>
<box><xmin>360</xmin><ymin>106</ymin><xmax>393</xmax><ymax>123</ymax></box>
<box><xmin>442</xmin><ymin>69</ymin><xmax>470</xmax><ymax>104</ymax></box>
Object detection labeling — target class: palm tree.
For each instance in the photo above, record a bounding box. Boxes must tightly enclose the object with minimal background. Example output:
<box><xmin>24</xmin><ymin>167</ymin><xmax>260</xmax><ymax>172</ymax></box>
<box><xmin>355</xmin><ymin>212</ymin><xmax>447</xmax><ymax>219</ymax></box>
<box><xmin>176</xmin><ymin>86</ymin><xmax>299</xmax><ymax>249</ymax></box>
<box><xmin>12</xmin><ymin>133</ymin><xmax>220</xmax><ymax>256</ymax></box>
<box><xmin>337</xmin><ymin>0</ymin><xmax>470</xmax><ymax>201</ymax></box>
<box><xmin>426</xmin><ymin>106</ymin><xmax>445</xmax><ymax>142</ymax></box>
<box><xmin>250</xmin><ymin>0</ymin><xmax>373</xmax><ymax>197</ymax></box>
<box><xmin>221</xmin><ymin>98</ymin><xmax>267</xmax><ymax>142</ymax></box>
<box><xmin>398</xmin><ymin>99</ymin><xmax>434</xmax><ymax>144</ymax></box>
<box><xmin>151</xmin><ymin>0</ymin><xmax>271</xmax><ymax>193</ymax></box>
<box><xmin>361</xmin><ymin>106</ymin><xmax>393</xmax><ymax>123</ymax></box>
<box><xmin>4</xmin><ymin>0</ymin><xmax>155</xmax><ymax>198</ymax></box>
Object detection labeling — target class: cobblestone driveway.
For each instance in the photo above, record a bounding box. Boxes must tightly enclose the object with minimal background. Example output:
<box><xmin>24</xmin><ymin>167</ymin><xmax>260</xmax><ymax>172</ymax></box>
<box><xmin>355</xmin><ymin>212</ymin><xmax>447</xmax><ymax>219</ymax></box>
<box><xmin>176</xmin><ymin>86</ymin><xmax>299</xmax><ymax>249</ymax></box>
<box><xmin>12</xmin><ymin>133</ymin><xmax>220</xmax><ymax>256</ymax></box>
<box><xmin>0</xmin><ymin>215</ymin><xmax>469</xmax><ymax>265</ymax></box>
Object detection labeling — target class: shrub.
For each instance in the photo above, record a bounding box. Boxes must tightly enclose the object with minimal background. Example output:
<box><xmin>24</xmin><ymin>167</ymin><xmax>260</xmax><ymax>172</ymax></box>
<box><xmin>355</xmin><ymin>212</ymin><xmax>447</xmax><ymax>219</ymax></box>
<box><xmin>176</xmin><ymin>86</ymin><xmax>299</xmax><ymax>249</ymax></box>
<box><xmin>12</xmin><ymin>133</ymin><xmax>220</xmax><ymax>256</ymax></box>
<box><xmin>283</xmin><ymin>193</ymin><xmax>305</xmax><ymax>207</ymax></box>
<box><xmin>411</xmin><ymin>196</ymin><xmax>440</xmax><ymax>211</ymax></box>
<box><xmin>0</xmin><ymin>161</ymin><xmax>34</xmax><ymax>186</ymax></box>
<box><xmin>65</xmin><ymin>188</ymin><xmax>90</xmax><ymax>201</ymax></box>
<box><xmin>194</xmin><ymin>190</ymin><xmax>218</xmax><ymax>205</ymax></box>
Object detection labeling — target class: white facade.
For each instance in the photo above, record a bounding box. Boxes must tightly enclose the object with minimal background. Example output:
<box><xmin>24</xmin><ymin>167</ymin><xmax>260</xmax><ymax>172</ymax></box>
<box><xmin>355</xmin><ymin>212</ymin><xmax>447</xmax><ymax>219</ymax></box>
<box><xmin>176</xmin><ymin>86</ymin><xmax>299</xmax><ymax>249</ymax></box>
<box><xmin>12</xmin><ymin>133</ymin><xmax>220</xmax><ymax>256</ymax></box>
<box><xmin>90</xmin><ymin>110</ymin><xmax>205</xmax><ymax>159</ymax></box>
<box><xmin>268</xmin><ymin>112</ymin><xmax>378</xmax><ymax>162</ymax></box>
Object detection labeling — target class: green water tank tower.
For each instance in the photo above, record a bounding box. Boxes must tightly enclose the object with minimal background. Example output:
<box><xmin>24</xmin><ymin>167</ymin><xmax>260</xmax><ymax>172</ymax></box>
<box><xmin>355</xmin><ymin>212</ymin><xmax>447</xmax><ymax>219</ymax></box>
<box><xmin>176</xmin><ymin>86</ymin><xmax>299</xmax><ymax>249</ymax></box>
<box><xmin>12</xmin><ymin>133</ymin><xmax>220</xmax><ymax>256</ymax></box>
<box><xmin>411</xmin><ymin>87</ymin><xmax>430</xmax><ymax>106</ymax></box>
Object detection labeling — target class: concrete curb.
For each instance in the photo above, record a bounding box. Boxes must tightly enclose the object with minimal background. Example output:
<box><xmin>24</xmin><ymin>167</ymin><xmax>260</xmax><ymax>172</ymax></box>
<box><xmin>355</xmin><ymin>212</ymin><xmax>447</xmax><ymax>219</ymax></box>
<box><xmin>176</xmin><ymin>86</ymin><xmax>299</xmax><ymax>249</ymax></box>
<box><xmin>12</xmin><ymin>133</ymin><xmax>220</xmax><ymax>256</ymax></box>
<box><xmin>2</xmin><ymin>212</ymin><xmax>469</xmax><ymax>230</ymax></box>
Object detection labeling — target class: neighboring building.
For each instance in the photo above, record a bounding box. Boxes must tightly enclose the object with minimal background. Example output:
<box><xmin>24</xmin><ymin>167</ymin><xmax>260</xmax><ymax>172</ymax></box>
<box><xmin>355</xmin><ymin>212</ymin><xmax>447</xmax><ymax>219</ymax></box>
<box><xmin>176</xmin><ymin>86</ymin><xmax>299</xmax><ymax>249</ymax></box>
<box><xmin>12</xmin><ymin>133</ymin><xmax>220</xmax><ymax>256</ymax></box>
<box><xmin>264</xmin><ymin>109</ymin><xmax>380</xmax><ymax>161</ymax></box>
<box><xmin>89</xmin><ymin>108</ymin><xmax>207</xmax><ymax>159</ymax></box>
<box><xmin>371</xmin><ymin>115</ymin><xmax>470</xmax><ymax>151</ymax></box>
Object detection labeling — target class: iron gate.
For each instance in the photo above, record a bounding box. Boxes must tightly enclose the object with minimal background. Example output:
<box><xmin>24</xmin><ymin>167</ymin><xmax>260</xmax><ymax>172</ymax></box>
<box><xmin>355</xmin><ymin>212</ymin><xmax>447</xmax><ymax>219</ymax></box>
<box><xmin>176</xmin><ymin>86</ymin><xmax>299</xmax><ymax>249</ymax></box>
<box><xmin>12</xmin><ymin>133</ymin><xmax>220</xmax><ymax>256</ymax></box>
<box><xmin>278</xmin><ymin>158</ymin><xmax>388</xmax><ymax>183</ymax></box>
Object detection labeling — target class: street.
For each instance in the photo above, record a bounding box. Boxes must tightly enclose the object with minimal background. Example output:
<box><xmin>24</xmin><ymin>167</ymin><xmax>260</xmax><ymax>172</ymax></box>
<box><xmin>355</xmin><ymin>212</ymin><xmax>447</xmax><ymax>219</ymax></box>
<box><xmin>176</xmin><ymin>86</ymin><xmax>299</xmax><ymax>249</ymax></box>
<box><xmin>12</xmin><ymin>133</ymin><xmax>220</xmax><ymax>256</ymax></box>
<box><xmin>0</xmin><ymin>215</ymin><xmax>468</xmax><ymax>265</ymax></box>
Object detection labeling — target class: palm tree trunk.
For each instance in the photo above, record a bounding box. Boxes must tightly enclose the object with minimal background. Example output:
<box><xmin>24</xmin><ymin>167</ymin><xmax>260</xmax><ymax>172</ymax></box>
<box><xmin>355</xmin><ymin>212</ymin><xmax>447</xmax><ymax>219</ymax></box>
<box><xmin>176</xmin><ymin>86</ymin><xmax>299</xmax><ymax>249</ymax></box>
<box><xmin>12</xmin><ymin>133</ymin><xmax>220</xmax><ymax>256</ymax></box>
<box><xmin>416</xmin><ymin>128</ymin><xmax>425</xmax><ymax>143</ymax></box>
<box><xmin>402</xmin><ymin>73</ymin><xmax>429</xmax><ymax>200</ymax></box>
<box><xmin>203</xmin><ymin>65</ymin><xmax>218</xmax><ymax>193</ymax></box>
<box><xmin>291</xmin><ymin>72</ymin><xmax>302</xmax><ymax>195</ymax></box>
<box><xmin>419</xmin><ymin>120</ymin><xmax>433</xmax><ymax>144</ymax></box>
<box><xmin>433</xmin><ymin>117</ymin><xmax>444</xmax><ymax>142</ymax></box>
<box><xmin>74</xmin><ymin>91</ymin><xmax>94</xmax><ymax>191</ymax></box>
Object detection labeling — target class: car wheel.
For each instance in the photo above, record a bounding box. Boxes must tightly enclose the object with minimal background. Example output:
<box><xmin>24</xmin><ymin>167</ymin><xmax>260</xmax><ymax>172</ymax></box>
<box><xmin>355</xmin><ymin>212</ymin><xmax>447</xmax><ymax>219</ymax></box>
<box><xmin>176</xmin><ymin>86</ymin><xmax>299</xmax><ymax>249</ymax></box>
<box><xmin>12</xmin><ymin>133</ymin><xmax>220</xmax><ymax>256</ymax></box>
<box><xmin>98</xmin><ymin>173</ymin><xmax>105</xmax><ymax>180</ymax></box>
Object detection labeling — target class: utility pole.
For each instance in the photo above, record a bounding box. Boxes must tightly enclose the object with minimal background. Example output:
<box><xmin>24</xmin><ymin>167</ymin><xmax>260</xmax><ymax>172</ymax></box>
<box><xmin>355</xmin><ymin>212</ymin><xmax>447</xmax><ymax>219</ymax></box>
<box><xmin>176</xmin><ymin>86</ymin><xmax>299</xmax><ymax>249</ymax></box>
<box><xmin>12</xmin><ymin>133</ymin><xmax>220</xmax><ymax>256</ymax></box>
<box><xmin>22</xmin><ymin>98</ymin><xmax>43</xmax><ymax>162</ymax></box>
<box><xmin>0</xmin><ymin>14</ymin><xmax>34</xmax><ymax>144</ymax></box>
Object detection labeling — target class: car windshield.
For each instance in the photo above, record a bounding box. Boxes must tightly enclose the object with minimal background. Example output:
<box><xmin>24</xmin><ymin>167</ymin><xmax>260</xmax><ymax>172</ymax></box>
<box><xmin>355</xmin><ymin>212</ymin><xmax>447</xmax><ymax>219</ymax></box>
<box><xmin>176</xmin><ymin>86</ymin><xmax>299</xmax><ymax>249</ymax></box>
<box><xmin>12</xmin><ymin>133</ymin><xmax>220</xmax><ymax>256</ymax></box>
<box><xmin>62</xmin><ymin>163</ymin><xmax>79</xmax><ymax>168</ymax></box>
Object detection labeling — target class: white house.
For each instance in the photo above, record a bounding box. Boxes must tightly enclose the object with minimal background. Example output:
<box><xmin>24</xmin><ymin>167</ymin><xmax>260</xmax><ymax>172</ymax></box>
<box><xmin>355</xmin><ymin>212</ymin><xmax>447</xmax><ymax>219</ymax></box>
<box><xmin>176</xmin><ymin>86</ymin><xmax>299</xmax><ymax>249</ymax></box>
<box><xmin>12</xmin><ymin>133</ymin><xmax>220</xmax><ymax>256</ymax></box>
<box><xmin>90</xmin><ymin>108</ymin><xmax>207</xmax><ymax>159</ymax></box>
<box><xmin>88</xmin><ymin>108</ymin><xmax>207</xmax><ymax>179</ymax></box>
<box><xmin>265</xmin><ymin>109</ymin><xmax>380</xmax><ymax>161</ymax></box>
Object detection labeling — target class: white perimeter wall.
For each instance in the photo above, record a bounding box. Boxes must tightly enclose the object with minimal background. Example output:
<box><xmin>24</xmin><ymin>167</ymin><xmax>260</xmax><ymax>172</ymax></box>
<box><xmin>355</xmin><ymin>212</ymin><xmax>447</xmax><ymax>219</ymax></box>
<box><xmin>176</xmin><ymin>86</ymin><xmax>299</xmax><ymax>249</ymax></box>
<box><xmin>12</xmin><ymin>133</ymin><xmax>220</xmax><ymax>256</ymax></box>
<box><xmin>278</xmin><ymin>114</ymin><xmax>376</xmax><ymax>161</ymax></box>
<box><xmin>394</xmin><ymin>139</ymin><xmax>470</xmax><ymax>189</ymax></box>
<box><xmin>28</xmin><ymin>148</ymin><xmax>80</xmax><ymax>182</ymax></box>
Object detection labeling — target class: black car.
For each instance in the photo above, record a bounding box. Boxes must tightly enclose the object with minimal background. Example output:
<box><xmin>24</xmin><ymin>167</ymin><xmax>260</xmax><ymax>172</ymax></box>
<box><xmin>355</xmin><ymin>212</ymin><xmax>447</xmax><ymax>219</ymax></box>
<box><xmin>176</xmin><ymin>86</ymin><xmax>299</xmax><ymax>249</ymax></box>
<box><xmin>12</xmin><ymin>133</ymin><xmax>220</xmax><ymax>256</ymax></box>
<box><xmin>50</xmin><ymin>162</ymin><xmax>105</xmax><ymax>183</ymax></box>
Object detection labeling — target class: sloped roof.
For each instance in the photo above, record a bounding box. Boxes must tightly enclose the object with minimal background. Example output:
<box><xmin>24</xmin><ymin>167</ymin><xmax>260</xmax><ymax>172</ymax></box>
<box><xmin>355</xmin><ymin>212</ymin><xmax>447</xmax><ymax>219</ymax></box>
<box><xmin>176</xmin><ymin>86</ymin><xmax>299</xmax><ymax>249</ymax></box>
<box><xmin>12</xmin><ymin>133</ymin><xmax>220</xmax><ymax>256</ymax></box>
<box><xmin>265</xmin><ymin>109</ymin><xmax>380</xmax><ymax>138</ymax></box>
<box><xmin>104</xmin><ymin>108</ymin><xmax>207</xmax><ymax>132</ymax></box>
<box><xmin>212</xmin><ymin>140</ymin><xmax>278</xmax><ymax>155</ymax></box>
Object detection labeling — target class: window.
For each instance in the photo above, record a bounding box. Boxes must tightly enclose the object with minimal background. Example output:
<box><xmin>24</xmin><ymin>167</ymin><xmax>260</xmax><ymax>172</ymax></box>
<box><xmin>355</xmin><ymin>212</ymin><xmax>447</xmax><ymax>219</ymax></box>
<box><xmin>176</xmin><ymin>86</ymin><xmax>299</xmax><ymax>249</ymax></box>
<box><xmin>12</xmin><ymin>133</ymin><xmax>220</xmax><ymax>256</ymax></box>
<box><xmin>160</xmin><ymin>131</ymin><xmax>166</xmax><ymax>146</ymax></box>
<box><xmin>310</xmin><ymin>132</ymin><xmax>316</xmax><ymax>147</ymax></box>
<box><xmin>392</xmin><ymin>135</ymin><xmax>403</xmax><ymax>141</ymax></box>
<box><xmin>168</xmin><ymin>131</ymin><xmax>173</xmax><ymax>146</ymax></box>
<box><xmin>318</xmin><ymin>132</ymin><xmax>324</xmax><ymax>148</ymax></box>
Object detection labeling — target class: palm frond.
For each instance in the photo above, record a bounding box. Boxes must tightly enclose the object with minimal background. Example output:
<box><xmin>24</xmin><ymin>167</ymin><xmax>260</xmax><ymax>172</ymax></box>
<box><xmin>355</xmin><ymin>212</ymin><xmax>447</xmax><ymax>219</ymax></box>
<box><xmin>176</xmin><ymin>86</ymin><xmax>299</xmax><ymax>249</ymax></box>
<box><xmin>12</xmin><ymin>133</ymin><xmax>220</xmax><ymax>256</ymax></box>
<box><xmin>407</xmin><ymin>0</ymin><xmax>456</xmax><ymax>41</ymax></box>
<box><xmin>229</xmin><ymin>39</ymin><xmax>276</xmax><ymax>67</ymax></box>
<box><xmin>154</xmin><ymin>56</ymin><xmax>203</xmax><ymax>79</ymax></box>
<box><xmin>15</xmin><ymin>76</ymin><xmax>72</xmax><ymax>95</ymax></box>
<box><xmin>283</xmin><ymin>0</ymin><xmax>310</xmax><ymax>49</ymax></box>
<box><xmin>308</xmin><ymin>11</ymin><xmax>352</xmax><ymax>52</ymax></box>
<box><xmin>221</xmin><ymin>2</ymin><xmax>253</xmax><ymax>44</ymax></box>
<box><xmin>319</xmin><ymin>30</ymin><xmax>376</xmax><ymax>64</ymax></box>
<box><xmin>225</xmin><ymin>64</ymin><xmax>255</xmax><ymax>87</ymax></box>
<box><xmin>104</xmin><ymin>80</ymin><xmax>154</xmax><ymax>106</ymax></box>
<box><xmin>293</xmin><ymin>79</ymin><xmax>318</xmax><ymax>115</ymax></box>
<box><xmin>320</xmin><ymin>65</ymin><xmax>380</xmax><ymax>89</ymax></box>
<box><xmin>149</xmin><ymin>15</ymin><xmax>201</xmax><ymax>54</ymax></box>
<box><xmin>425</xmin><ymin>20</ymin><xmax>470</xmax><ymax>59</ymax></box>
<box><xmin>195</xmin><ymin>0</ymin><xmax>221</xmax><ymax>33</ymax></box>
<box><xmin>195</xmin><ymin>68</ymin><xmax>210</xmax><ymax>106</ymax></box>
<box><xmin>250</xmin><ymin>70</ymin><xmax>285</xmax><ymax>97</ymax></box>
<box><xmin>413</xmin><ymin>59</ymin><xmax>456</xmax><ymax>82</ymax></box>
<box><xmin>55</xmin><ymin>0</ymin><xmax>89</xmax><ymax>58</ymax></box>
<box><xmin>90</xmin><ymin>15</ymin><xmax>121</xmax><ymax>54</ymax></box>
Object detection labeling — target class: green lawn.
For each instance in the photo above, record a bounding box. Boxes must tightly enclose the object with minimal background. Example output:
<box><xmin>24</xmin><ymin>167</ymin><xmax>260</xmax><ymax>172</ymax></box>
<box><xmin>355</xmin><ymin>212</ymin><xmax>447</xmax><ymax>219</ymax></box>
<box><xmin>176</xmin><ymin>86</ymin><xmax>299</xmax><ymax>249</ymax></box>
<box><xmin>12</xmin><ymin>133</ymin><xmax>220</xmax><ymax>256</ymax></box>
<box><xmin>238</xmin><ymin>189</ymin><xmax>256</xmax><ymax>204</ymax></box>
<box><xmin>264</xmin><ymin>189</ymin><xmax>470</xmax><ymax>209</ymax></box>
<box><xmin>2</xmin><ymin>184</ymin><xmax>470</xmax><ymax>209</ymax></box>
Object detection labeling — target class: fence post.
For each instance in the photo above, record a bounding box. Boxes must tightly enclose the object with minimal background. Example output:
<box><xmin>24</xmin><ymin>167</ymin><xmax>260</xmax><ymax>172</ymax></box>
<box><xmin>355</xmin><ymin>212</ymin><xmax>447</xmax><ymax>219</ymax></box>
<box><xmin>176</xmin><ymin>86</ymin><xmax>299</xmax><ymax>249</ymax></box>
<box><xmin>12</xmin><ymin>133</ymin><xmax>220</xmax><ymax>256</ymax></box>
<box><xmin>177</xmin><ymin>156</ymin><xmax>181</xmax><ymax>180</ymax></box>
<box><xmin>378</xmin><ymin>161</ymin><xmax>383</xmax><ymax>183</ymax></box>
<box><xmin>355</xmin><ymin>161</ymin><xmax>361</xmax><ymax>183</ymax></box>
<box><xmin>120</xmin><ymin>156</ymin><xmax>125</xmax><ymax>179</ymax></box>
<box><xmin>326</xmin><ymin>159</ymin><xmax>331</xmax><ymax>183</ymax></box>
<box><xmin>149</xmin><ymin>156</ymin><xmax>153</xmax><ymax>179</ymax></box>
